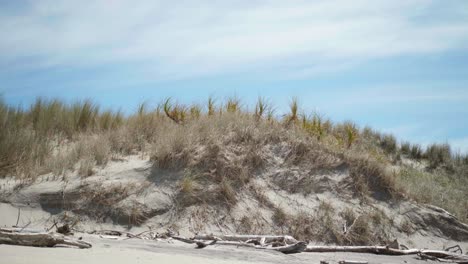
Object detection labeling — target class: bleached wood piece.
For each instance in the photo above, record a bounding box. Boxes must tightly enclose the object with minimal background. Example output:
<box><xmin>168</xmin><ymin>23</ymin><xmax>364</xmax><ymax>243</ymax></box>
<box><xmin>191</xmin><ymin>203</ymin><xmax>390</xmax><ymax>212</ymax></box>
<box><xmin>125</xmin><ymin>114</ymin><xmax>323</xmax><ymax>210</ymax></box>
<box><xmin>338</xmin><ymin>261</ymin><xmax>368</xmax><ymax>264</ymax></box>
<box><xmin>305</xmin><ymin>246</ymin><xmax>468</xmax><ymax>263</ymax></box>
<box><xmin>193</xmin><ymin>234</ymin><xmax>297</xmax><ymax>244</ymax></box>
<box><xmin>305</xmin><ymin>246</ymin><xmax>420</xmax><ymax>255</ymax></box>
<box><xmin>0</xmin><ymin>230</ymin><xmax>91</xmax><ymax>249</ymax></box>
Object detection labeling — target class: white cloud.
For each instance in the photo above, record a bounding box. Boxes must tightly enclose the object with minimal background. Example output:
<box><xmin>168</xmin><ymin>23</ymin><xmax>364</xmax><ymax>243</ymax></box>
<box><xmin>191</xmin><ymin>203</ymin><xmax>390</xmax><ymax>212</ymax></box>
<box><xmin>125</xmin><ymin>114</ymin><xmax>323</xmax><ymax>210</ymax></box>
<box><xmin>1</xmin><ymin>0</ymin><xmax>467</xmax><ymax>79</ymax></box>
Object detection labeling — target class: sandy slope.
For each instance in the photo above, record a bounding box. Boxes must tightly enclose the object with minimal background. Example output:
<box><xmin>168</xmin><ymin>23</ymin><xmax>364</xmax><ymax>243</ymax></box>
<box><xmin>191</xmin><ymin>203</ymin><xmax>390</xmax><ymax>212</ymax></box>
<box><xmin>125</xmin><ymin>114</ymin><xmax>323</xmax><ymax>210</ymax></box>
<box><xmin>1</xmin><ymin>154</ymin><xmax>468</xmax><ymax>263</ymax></box>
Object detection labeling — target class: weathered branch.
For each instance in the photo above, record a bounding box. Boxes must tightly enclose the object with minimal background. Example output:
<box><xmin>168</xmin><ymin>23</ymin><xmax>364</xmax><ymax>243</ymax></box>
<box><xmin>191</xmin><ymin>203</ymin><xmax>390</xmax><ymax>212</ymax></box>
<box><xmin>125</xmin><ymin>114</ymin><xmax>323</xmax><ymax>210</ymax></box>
<box><xmin>0</xmin><ymin>230</ymin><xmax>91</xmax><ymax>249</ymax></box>
<box><xmin>305</xmin><ymin>246</ymin><xmax>468</xmax><ymax>263</ymax></box>
<box><xmin>173</xmin><ymin>235</ymin><xmax>306</xmax><ymax>254</ymax></box>
<box><xmin>305</xmin><ymin>246</ymin><xmax>419</xmax><ymax>255</ymax></box>
<box><xmin>193</xmin><ymin>234</ymin><xmax>297</xmax><ymax>244</ymax></box>
<box><xmin>259</xmin><ymin>242</ymin><xmax>307</xmax><ymax>254</ymax></box>
<box><xmin>172</xmin><ymin>236</ymin><xmax>197</xmax><ymax>244</ymax></box>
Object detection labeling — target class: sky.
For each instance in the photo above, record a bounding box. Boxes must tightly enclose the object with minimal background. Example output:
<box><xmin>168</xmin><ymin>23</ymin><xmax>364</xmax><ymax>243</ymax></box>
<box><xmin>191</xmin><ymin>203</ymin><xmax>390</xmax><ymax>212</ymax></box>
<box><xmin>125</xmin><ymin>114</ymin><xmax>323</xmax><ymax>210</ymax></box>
<box><xmin>1</xmin><ymin>0</ymin><xmax>468</xmax><ymax>152</ymax></box>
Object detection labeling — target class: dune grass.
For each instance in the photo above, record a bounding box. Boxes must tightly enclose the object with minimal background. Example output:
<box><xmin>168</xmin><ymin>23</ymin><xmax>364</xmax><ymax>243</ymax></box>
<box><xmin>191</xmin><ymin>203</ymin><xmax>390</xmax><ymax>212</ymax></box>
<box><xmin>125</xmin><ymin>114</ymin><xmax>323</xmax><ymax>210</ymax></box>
<box><xmin>1</xmin><ymin>96</ymin><xmax>467</xmax><ymax>223</ymax></box>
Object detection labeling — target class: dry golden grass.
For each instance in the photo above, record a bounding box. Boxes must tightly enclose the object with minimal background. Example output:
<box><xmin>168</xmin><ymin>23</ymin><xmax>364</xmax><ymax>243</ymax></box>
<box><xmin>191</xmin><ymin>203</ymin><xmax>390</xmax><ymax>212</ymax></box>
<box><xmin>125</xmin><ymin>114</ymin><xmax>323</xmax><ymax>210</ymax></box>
<box><xmin>1</xmin><ymin>96</ymin><xmax>467</xmax><ymax>226</ymax></box>
<box><xmin>397</xmin><ymin>167</ymin><xmax>468</xmax><ymax>223</ymax></box>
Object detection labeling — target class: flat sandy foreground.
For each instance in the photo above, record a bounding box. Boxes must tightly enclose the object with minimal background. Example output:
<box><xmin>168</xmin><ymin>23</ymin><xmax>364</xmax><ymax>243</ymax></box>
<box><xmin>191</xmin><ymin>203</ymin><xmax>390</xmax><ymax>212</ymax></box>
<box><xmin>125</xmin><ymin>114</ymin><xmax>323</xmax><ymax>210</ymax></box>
<box><xmin>0</xmin><ymin>233</ymin><xmax>438</xmax><ymax>264</ymax></box>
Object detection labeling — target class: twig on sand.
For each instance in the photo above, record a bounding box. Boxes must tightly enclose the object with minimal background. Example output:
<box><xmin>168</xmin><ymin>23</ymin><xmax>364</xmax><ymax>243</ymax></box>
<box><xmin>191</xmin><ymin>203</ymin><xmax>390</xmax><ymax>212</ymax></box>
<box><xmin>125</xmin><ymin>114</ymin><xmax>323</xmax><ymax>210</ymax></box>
<box><xmin>195</xmin><ymin>240</ymin><xmax>217</xmax><ymax>249</ymax></box>
<box><xmin>15</xmin><ymin>208</ymin><xmax>21</xmax><ymax>227</ymax></box>
<box><xmin>445</xmin><ymin>245</ymin><xmax>463</xmax><ymax>254</ymax></box>
<box><xmin>338</xmin><ymin>261</ymin><xmax>368</xmax><ymax>264</ymax></box>
<box><xmin>19</xmin><ymin>221</ymin><xmax>31</xmax><ymax>232</ymax></box>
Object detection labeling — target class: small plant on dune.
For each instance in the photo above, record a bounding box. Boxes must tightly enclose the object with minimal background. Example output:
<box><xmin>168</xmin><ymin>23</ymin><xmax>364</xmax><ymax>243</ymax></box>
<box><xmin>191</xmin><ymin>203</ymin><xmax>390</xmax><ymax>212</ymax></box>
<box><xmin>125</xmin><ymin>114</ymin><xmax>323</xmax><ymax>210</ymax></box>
<box><xmin>207</xmin><ymin>97</ymin><xmax>216</xmax><ymax>116</ymax></box>
<box><xmin>272</xmin><ymin>206</ymin><xmax>288</xmax><ymax>226</ymax></box>
<box><xmin>313</xmin><ymin>201</ymin><xmax>342</xmax><ymax>243</ymax></box>
<box><xmin>266</xmin><ymin>107</ymin><xmax>276</xmax><ymax>122</ymax></box>
<box><xmin>254</xmin><ymin>97</ymin><xmax>271</xmax><ymax>121</ymax></box>
<box><xmin>163</xmin><ymin>98</ymin><xmax>187</xmax><ymax>124</ymax></box>
<box><xmin>179</xmin><ymin>176</ymin><xmax>195</xmax><ymax>194</ymax></box>
<box><xmin>347</xmin><ymin>154</ymin><xmax>400</xmax><ymax>199</ymax></box>
<box><xmin>410</xmin><ymin>144</ymin><xmax>423</xmax><ymax>160</ymax></box>
<box><xmin>380</xmin><ymin>134</ymin><xmax>397</xmax><ymax>155</ymax></box>
<box><xmin>137</xmin><ymin>101</ymin><xmax>147</xmax><ymax>117</ymax></box>
<box><xmin>302</xmin><ymin>112</ymin><xmax>326</xmax><ymax>141</ymax></box>
<box><xmin>285</xmin><ymin>97</ymin><xmax>299</xmax><ymax>125</ymax></box>
<box><xmin>312</xmin><ymin>113</ymin><xmax>325</xmax><ymax>141</ymax></box>
<box><xmin>189</xmin><ymin>105</ymin><xmax>201</xmax><ymax>119</ymax></box>
<box><xmin>301</xmin><ymin>113</ymin><xmax>310</xmax><ymax>131</ymax></box>
<box><xmin>345</xmin><ymin>122</ymin><xmax>358</xmax><ymax>149</ymax></box>
<box><xmin>288</xmin><ymin>211</ymin><xmax>315</xmax><ymax>241</ymax></box>
<box><xmin>340</xmin><ymin>207</ymin><xmax>357</xmax><ymax>228</ymax></box>
<box><xmin>343</xmin><ymin>214</ymin><xmax>371</xmax><ymax>245</ymax></box>
<box><xmin>99</xmin><ymin>110</ymin><xmax>123</xmax><ymax>131</ymax></box>
<box><xmin>218</xmin><ymin>179</ymin><xmax>237</xmax><ymax>206</ymax></box>
<box><xmin>226</xmin><ymin>96</ymin><xmax>241</xmax><ymax>113</ymax></box>
<box><xmin>78</xmin><ymin>157</ymin><xmax>94</xmax><ymax>177</ymax></box>
<box><xmin>73</xmin><ymin>100</ymin><xmax>99</xmax><ymax>132</ymax></box>
<box><xmin>128</xmin><ymin>203</ymin><xmax>146</xmax><ymax>228</ymax></box>
<box><xmin>425</xmin><ymin>143</ymin><xmax>452</xmax><ymax>169</ymax></box>
<box><xmin>400</xmin><ymin>141</ymin><xmax>411</xmax><ymax>155</ymax></box>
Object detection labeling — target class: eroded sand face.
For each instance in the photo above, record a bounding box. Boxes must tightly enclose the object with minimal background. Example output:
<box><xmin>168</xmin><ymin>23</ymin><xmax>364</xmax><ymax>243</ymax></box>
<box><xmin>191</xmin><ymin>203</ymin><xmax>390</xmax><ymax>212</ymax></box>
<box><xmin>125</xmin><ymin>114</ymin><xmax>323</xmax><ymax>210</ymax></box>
<box><xmin>1</xmin><ymin>154</ymin><xmax>468</xmax><ymax>264</ymax></box>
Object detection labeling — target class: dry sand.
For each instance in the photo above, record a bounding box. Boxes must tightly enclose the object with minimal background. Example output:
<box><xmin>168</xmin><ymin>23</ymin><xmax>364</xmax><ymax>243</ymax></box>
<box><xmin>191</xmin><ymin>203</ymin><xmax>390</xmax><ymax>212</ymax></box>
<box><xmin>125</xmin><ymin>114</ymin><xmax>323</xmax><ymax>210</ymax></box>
<box><xmin>0</xmin><ymin>233</ymin><xmax>435</xmax><ymax>264</ymax></box>
<box><xmin>0</xmin><ymin>201</ymin><xmax>443</xmax><ymax>264</ymax></box>
<box><xmin>1</xmin><ymin>154</ymin><xmax>467</xmax><ymax>264</ymax></box>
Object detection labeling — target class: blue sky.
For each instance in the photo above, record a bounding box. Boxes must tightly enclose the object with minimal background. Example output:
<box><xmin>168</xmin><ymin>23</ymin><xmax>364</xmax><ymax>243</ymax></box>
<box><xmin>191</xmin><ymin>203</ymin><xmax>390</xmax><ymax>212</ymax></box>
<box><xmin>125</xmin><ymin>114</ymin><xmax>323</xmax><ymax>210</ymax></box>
<box><xmin>1</xmin><ymin>0</ymin><xmax>468</xmax><ymax>152</ymax></box>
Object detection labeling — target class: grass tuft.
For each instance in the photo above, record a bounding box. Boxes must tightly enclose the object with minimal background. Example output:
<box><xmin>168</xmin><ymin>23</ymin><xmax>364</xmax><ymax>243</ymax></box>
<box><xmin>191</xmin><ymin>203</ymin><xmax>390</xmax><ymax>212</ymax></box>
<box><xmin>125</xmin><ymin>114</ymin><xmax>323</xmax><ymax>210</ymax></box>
<box><xmin>1</xmin><ymin>96</ymin><xmax>467</xmax><ymax>228</ymax></box>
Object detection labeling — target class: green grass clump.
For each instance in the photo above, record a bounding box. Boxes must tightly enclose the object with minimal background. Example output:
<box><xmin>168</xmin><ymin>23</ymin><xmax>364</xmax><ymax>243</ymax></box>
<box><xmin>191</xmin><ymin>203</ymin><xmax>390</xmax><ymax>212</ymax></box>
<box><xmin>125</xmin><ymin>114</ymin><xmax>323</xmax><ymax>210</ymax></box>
<box><xmin>380</xmin><ymin>134</ymin><xmax>397</xmax><ymax>155</ymax></box>
<box><xmin>285</xmin><ymin>97</ymin><xmax>299</xmax><ymax>125</ymax></box>
<box><xmin>425</xmin><ymin>143</ymin><xmax>452</xmax><ymax>169</ymax></box>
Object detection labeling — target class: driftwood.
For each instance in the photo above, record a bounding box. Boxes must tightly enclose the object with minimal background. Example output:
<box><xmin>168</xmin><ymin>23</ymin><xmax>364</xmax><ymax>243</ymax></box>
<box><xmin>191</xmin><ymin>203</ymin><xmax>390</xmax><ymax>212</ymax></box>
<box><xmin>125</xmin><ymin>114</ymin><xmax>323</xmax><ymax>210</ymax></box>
<box><xmin>338</xmin><ymin>261</ymin><xmax>368</xmax><ymax>264</ymax></box>
<box><xmin>196</xmin><ymin>240</ymin><xmax>217</xmax><ymax>249</ymax></box>
<box><xmin>193</xmin><ymin>234</ymin><xmax>297</xmax><ymax>244</ymax></box>
<box><xmin>172</xmin><ymin>236</ymin><xmax>197</xmax><ymax>244</ymax></box>
<box><xmin>0</xmin><ymin>230</ymin><xmax>91</xmax><ymax>249</ymax></box>
<box><xmin>0</xmin><ymin>227</ymin><xmax>44</xmax><ymax>233</ymax></box>
<box><xmin>174</xmin><ymin>234</ymin><xmax>468</xmax><ymax>261</ymax></box>
<box><xmin>446</xmin><ymin>245</ymin><xmax>463</xmax><ymax>254</ymax></box>
<box><xmin>305</xmin><ymin>245</ymin><xmax>420</xmax><ymax>255</ymax></box>
<box><xmin>173</xmin><ymin>235</ymin><xmax>307</xmax><ymax>254</ymax></box>
<box><xmin>54</xmin><ymin>229</ymin><xmax>468</xmax><ymax>262</ymax></box>
<box><xmin>260</xmin><ymin>241</ymin><xmax>307</xmax><ymax>254</ymax></box>
<box><xmin>305</xmin><ymin>246</ymin><xmax>468</xmax><ymax>263</ymax></box>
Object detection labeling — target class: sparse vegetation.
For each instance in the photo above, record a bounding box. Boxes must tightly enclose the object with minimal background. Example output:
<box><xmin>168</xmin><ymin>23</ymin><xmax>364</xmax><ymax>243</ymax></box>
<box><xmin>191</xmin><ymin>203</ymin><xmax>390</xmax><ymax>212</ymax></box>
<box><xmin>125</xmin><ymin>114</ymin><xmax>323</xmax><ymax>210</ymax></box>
<box><xmin>397</xmin><ymin>167</ymin><xmax>468</xmax><ymax>222</ymax></box>
<box><xmin>425</xmin><ymin>143</ymin><xmax>452</xmax><ymax>169</ymax></box>
<box><xmin>285</xmin><ymin>97</ymin><xmax>299</xmax><ymax>125</ymax></box>
<box><xmin>380</xmin><ymin>134</ymin><xmax>397</xmax><ymax>155</ymax></box>
<box><xmin>1</xmin><ymin>95</ymin><xmax>467</xmax><ymax>237</ymax></box>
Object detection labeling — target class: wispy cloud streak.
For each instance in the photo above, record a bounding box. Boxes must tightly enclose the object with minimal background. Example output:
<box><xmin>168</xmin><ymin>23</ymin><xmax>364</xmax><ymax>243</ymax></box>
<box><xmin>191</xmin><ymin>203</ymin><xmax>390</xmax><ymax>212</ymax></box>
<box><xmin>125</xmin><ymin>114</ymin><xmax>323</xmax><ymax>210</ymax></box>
<box><xmin>1</xmin><ymin>0</ymin><xmax>467</xmax><ymax>79</ymax></box>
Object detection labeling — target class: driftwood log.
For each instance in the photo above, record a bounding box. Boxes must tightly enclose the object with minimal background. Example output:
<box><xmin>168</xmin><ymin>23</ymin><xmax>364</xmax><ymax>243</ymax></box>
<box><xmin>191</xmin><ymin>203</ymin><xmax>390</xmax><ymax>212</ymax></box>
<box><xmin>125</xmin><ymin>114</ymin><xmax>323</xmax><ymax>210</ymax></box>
<box><xmin>305</xmin><ymin>246</ymin><xmax>468</xmax><ymax>263</ymax></box>
<box><xmin>305</xmin><ymin>246</ymin><xmax>420</xmax><ymax>255</ymax></box>
<box><xmin>173</xmin><ymin>234</ymin><xmax>468</xmax><ymax>261</ymax></box>
<box><xmin>173</xmin><ymin>235</ymin><xmax>307</xmax><ymax>254</ymax></box>
<box><xmin>0</xmin><ymin>229</ymin><xmax>91</xmax><ymax>249</ymax></box>
<box><xmin>193</xmin><ymin>234</ymin><xmax>297</xmax><ymax>244</ymax></box>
